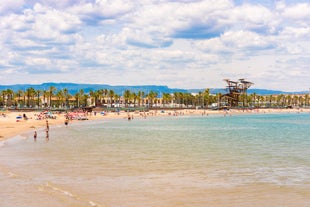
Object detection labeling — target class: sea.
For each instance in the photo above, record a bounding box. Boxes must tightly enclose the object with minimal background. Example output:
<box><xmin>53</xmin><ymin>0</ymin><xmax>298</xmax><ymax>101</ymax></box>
<box><xmin>0</xmin><ymin>112</ymin><xmax>309</xmax><ymax>207</ymax></box>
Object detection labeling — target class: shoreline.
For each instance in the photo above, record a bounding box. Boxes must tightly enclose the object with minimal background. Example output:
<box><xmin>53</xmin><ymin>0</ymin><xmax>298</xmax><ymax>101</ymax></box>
<box><xmin>1</xmin><ymin>108</ymin><xmax>309</xmax><ymax>142</ymax></box>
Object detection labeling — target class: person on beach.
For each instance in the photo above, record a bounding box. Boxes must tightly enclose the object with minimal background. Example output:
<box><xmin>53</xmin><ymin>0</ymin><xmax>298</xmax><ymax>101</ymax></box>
<box><xmin>23</xmin><ymin>113</ymin><xmax>28</xmax><ymax>120</ymax></box>
<box><xmin>64</xmin><ymin>119</ymin><xmax>69</xmax><ymax>126</ymax></box>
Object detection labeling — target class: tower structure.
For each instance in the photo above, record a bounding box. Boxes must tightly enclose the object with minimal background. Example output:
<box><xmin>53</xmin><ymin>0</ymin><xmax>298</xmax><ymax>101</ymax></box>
<box><xmin>221</xmin><ymin>79</ymin><xmax>253</xmax><ymax>107</ymax></box>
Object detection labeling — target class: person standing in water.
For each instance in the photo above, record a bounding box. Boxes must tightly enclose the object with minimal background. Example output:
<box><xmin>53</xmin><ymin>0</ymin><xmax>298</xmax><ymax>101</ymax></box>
<box><xmin>34</xmin><ymin>131</ymin><xmax>37</xmax><ymax>141</ymax></box>
<box><xmin>46</xmin><ymin>120</ymin><xmax>49</xmax><ymax>131</ymax></box>
<box><xmin>45</xmin><ymin>129</ymin><xmax>49</xmax><ymax>142</ymax></box>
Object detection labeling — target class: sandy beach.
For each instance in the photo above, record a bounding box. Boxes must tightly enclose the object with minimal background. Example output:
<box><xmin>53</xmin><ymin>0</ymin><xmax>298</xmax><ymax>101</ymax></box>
<box><xmin>1</xmin><ymin>108</ymin><xmax>309</xmax><ymax>142</ymax></box>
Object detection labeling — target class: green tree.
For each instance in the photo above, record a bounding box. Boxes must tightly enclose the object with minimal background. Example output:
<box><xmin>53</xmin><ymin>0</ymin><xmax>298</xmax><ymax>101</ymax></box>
<box><xmin>62</xmin><ymin>88</ymin><xmax>71</xmax><ymax>108</ymax></box>
<box><xmin>75</xmin><ymin>89</ymin><xmax>86</xmax><ymax>107</ymax></box>
<box><xmin>108</xmin><ymin>90</ymin><xmax>115</xmax><ymax>108</ymax></box>
<box><xmin>131</xmin><ymin>92</ymin><xmax>138</xmax><ymax>107</ymax></box>
<box><xmin>16</xmin><ymin>89</ymin><xmax>24</xmax><ymax>108</ymax></box>
<box><xmin>25</xmin><ymin>87</ymin><xmax>35</xmax><ymax>107</ymax></box>
<box><xmin>89</xmin><ymin>90</ymin><xmax>100</xmax><ymax>107</ymax></box>
<box><xmin>0</xmin><ymin>90</ymin><xmax>7</xmax><ymax>107</ymax></box>
<box><xmin>137</xmin><ymin>91</ymin><xmax>145</xmax><ymax>107</ymax></box>
<box><xmin>56</xmin><ymin>90</ymin><xmax>65</xmax><ymax>108</ymax></box>
<box><xmin>35</xmin><ymin>89</ymin><xmax>42</xmax><ymax>108</ymax></box>
<box><xmin>48</xmin><ymin>86</ymin><xmax>57</xmax><ymax>107</ymax></box>
<box><xmin>203</xmin><ymin>88</ymin><xmax>210</xmax><ymax>108</ymax></box>
<box><xmin>162</xmin><ymin>93</ymin><xmax>172</xmax><ymax>107</ymax></box>
<box><xmin>305</xmin><ymin>94</ymin><xmax>309</xmax><ymax>107</ymax></box>
<box><xmin>6</xmin><ymin>89</ymin><xmax>14</xmax><ymax>107</ymax></box>
<box><xmin>147</xmin><ymin>91</ymin><xmax>157</xmax><ymax>108</ymax></box>
<box><xmin>123</xmin><ymin>90</ymin><xmax>131</xmax><ymax>108</ymax></box>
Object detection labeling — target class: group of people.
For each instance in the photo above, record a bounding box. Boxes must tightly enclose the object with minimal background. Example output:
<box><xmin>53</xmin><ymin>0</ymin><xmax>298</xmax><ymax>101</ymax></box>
<box><xmin>33</xmin><ymin>120</ymin><xmax>49</xmax><ymax>141</ymax></box>
<box><xmin>33</xmin><ymin>116</ymin><xmax>70</xmax><ymax>141</ymax></box>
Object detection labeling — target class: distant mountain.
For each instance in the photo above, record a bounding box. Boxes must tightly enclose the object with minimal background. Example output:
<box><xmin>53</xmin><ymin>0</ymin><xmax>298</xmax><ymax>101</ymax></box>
<box><xmin>0</xmin><ymin>83</ymin><xmax>187</xmax><ymax>96</ymax></box>
<box><xmin>0</xmin><ymin>82</ymin><xmax>307</xmax><ymax>96</ymax></box>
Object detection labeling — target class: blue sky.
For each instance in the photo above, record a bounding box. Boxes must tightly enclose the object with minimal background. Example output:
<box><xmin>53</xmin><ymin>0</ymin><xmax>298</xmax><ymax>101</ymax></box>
<box><xmin>0</xmin><ymin>0</ymin><xmax>309</xmax><ymax>91</ymax></box>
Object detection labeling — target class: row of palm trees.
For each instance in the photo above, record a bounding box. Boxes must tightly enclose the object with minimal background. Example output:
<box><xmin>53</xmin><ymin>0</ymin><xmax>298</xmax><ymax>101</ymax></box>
<box><xmin>0</xmin><ymin>87</ymin><xmax>309</xmax><ymax>109</ymax></box>
<box><xmin>0</xmin><ymin>87</ymin><xmax>214</xmax><ymax>109</ymax></box>
<box><xmin>245</xmin><ymin>93</ymin><xmax>310</xmax><ymax>108</ymax></box>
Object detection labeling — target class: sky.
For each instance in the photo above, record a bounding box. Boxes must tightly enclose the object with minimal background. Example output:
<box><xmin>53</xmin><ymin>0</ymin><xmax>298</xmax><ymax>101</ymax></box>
<box><xmin>0</xmin><ymin>0</ymin><xmax>309</xmax><ymax>91</ymax></box>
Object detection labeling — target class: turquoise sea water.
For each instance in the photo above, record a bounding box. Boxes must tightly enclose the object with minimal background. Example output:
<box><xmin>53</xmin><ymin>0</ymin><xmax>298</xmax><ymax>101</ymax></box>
<box><xmin>0</xmin><ymin>113</ymin><xmax>309</xmax><ymax>207</ymax></box>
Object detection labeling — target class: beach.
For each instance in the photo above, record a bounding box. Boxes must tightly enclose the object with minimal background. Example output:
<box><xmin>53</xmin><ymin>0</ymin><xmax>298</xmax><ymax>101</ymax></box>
<box><xmin>0</xmin><ymin>110</ymin><xmax>309</xmax><ymax>207</ymax></box>
<box><xmin>1</xmin><ymin>108</ymin><xmax>309</xmax><ymax>141</ymax></box>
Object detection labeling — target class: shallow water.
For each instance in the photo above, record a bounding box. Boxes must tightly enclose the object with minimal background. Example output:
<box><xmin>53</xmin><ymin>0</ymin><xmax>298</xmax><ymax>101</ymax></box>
<box><xmin>0</xmin><ymin>113</ymin><xmax>309</xmax><ymax>206</ymax></box>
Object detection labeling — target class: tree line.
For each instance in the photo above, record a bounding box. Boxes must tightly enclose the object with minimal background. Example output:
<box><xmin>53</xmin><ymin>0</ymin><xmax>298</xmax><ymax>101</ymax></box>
<box><xmin>0</xmin><ymin>86</ymin><xmax>309</xmax><ymax>109</ymax></box>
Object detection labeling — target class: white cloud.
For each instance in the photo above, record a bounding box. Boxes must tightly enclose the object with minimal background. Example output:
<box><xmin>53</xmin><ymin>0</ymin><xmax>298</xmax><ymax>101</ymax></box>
<box><xmin>280</xmin><ymin>26</ymin><xmax>310</xmax><ymax>40</ymax></box>
<box><xmin>0</xmin><ymin>0</ymin><xmax>24</xmax><ymax>14</ymax></box>
<box><xmin>221</xmin><ymin>30</ymin><xmax>274</xmax><ymax>50</ymax></box>
<box><xmin>25</xmin><ymin>57</ymin><xmax>51</xmax><ymax>65</ymax></box>
<box><xmin>230</xmin><ymin>4</ymin><xmax>275</xmax><ymax>33</ymax></box>
<box><xmin>282</xmin><ymin>3</ymin><xmax>310</xmax><ymax>21</ymax></box>
<box><xmin>69</xmin><ymin>0</ymin><xmax>133</xmax><ymax>25</ymax></box>
<box><xmin>31</xmin><ymin>4</ymin><xmax>81</xmax><ymax>37</ymax></box>
<box><xmin>0</xmin><ymin>0</ymin><xmax>309</xmax><ymax>91</ymax></box>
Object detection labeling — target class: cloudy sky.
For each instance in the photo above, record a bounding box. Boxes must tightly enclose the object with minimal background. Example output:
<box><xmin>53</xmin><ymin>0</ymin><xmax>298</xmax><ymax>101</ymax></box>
<box><xmin>0</xmin><ymin>0</ymin><xmax>309</xmax><ymax>91</ymax></box>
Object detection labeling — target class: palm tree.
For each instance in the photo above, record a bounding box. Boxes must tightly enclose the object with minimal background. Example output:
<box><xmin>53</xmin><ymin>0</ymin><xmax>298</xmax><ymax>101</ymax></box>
<box><xmin>0</xmin><ymin>90</ymin><xmax>8</xmax><ymax>107</ymax></box>
<box><xmin>56</xmin><ymin>90</ymin><xmax>65</xmax><ymax>108</ymax></box>
<box><xmin>103</xmin><ymin>89</ymin><xmax>108</xmax><ymax>106</ymax></box>
<box><xmin>48</xmin><ymin>86</ymin><xmax>57</xmax><ymax>108</ymax></box>
<box><xmin>0</xmin><ymin>90</ymin><xmax>3</xmax><ymax>107</ymax></box>
<box><xmin>197</xmin><ymin>91</ymin><xmax>203</xmax><ymax>107</ymax></box>
<box><xmin>108</xmin><ymin>89</ymin><xmax>115</xmax><ymax>108</ymax></box>
<box><xmin>16</xmin><ymin>90</ymin><xmax>24</xmax><ymax>108</ymax></box>
<box><xmin>276</xmin><ymin>94</ymin><xmax>285</xmax><ymax>107</ymax></box>
<box><xmin>25</xmin><ymin>87</ymin><xmax>35</xmax><ymax>107</ymax></box>
<box><xmin>114</xmin><ymin>94</ymin><xmax>120</xmax><ymax>108</ymax></box>
<box><xmin>41</xmin><ymin>90</ymin><xmax>48</xmax><ymax>108</ymax></box>
<box><xmin>183</xmin><ymin>93</ymin><xmax>192</xmax><ymax>107</ymax></box>
<box><xmin>178</xmin><ymin>92</ymin><xmax>184</xmax><ymax>108</ymax></box>
<box><xmin>216</xmin><ymin>93</ymin><xmax>222</xmax><ymax>108</ymax></box>
<box><xmin>131</xmin><ymin>92</ymin><xmax>138</xmax><ymax>107</ymax></box>
<box><xmin>292</xmin><ymin>95</ymin><xmax>299</xmax><ymax>107</ymax></box>
<box><xmin>252</xmin><ymin>92</ymin><xmax>257</xmax><ymax>107</ymax></box>
<box><xmin>83</xmin><ymin>94</ymin><xmax>89</xmax><ymax>107</ymax></box>
<box><xmin>173</xmin><ymin>92</ymin><xmax>180</xmax><ymax>107</ymax></box>
<box><xmin>123</xmin><ymin>90</ymin><xmax>131</xmax><ymax>108</ymax></box>
<box><xmin>305</xmin><ymin>94</ymin><xmax>309</xmax><ymax>107</ymax></box>
<box><xmin>137</xmin><ymin>91</ymin><xmax>145</xmax><ymax>107</ymax></box>
<box><xmin>6</xmin><ymin>89</ymin><xmax>14</xmax><ymax>107</ymax></box>
<box><xmin>267</xmin><ymin>95</ymin><xmax>273</xmax><ymax>108</ymax></box>
<box><xmin>298</xmin><ymin>96</ymin><xmax>305</xmax><ymax>107</ymax></box>
<box><xmin>75</xmin><ymin>89</ymin><xmax>86</xmax><ymax>108</ymax></box>
<box><xmin>62</xmin><ymin>88</ymin><xmax>70</xmax><ymax>109</ymax></box>
<box><xmin>162</xmin><ymin>93</ymin><xmax>172</xmax><ymax>107</ymax></box>
<box><xmin>239</xmin><ymin>93</ymin><xmax>247</xmax><ymax>107</ymax></box>
<box><xmin>203</xmin><ymin>88</ymin><xmax>210</xmax><ymax>108</ymax></box>
<box><xmin>89</xmin><ymin>90</ymin><xmax>98</xmax><ymax>107</ymax></box>
<box><xmin>35</xmin><ymin>89</ymin><xmax>41</xmax><ymax>108</ymax></box>
<box><xmin>147</xmin><ymin>91</ymin><xmax>157</xmax><ymax>108</ymax></box>
<box><xmin>95</xmin><ymin>89</ymin><xmax>104</xmax><ymax>106</ymax></box>
<box><xmin>74</xmin><ymin>91</ymin><xmax>80</xmax><ymax>108</ymax></box>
